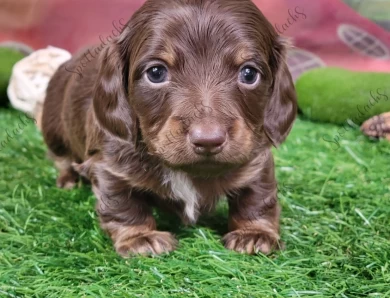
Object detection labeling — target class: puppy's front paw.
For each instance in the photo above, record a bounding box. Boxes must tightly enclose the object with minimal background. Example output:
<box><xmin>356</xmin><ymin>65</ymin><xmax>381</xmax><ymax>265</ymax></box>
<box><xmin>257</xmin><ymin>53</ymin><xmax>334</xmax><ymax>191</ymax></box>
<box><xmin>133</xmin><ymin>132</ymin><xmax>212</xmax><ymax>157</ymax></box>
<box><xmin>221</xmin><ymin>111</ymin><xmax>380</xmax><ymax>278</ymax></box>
<box><xmin>223</xmin><ymin>229</ymin><xmax>281</xmax><ymax>255</ymax></box>
<box><xmin>56</xmin><ymin>171</ymin><xmax>79</xmax><ymax>189</ymax></box>
<box><xmin>115</xmin><ymin>231</ymin><xmax>178</xmax><ymax>257</ymax></box>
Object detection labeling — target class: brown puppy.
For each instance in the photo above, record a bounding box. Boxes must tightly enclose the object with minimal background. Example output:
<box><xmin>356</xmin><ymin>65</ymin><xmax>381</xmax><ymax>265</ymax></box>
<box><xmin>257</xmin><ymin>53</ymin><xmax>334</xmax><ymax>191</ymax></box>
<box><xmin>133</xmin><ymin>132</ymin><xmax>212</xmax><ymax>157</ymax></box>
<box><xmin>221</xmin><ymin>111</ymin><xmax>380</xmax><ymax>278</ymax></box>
<box><xmin>41</xmin><ymin>0</ymin><xmax>297</xmax><ymax>256</ymax></box>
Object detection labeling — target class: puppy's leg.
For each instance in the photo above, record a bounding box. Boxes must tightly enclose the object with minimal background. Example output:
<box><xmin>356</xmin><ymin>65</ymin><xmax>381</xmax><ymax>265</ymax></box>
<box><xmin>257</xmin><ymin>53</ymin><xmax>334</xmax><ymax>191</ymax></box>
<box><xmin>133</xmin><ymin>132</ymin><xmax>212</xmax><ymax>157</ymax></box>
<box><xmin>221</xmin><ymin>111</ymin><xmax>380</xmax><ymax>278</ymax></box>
<box><xmin>53</xmin><ymin>156</ymin><xmax>79</xmax><ymax>189</ymax></box>
<box><xmin>95</xmin><ymin>187</ymin><xmax>177</xmax><ymax>257</ymax></box>
<box><xmin>223</xmin><ymin>158</ymin><xmax>282</xmax><ymax>255</ymax></box>
<box><xmin>223</xmin><ymin>192</ymin><xmax>281</xmax><ymax>255</ymax></box>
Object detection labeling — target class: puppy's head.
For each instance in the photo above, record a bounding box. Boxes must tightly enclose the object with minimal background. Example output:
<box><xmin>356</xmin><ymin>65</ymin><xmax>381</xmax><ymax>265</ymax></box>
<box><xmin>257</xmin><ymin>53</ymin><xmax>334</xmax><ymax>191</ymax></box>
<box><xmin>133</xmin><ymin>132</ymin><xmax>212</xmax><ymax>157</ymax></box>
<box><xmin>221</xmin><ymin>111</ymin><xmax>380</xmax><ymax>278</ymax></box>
<box><xmin>93</xmin><ymin>0</ymin><xmax>297</xmax><ymax>177</ymax></box>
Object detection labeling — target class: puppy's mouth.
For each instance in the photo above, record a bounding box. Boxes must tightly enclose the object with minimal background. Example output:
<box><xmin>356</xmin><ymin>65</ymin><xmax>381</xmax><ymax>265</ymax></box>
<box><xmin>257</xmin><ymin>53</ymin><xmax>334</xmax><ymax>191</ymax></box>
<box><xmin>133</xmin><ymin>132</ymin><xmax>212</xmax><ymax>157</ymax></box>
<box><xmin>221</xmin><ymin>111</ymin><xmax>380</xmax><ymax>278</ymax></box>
<box><xmin>172</xmin><ymin>160</ymin><xmax>239</xmax><ymax>177</ymax></box>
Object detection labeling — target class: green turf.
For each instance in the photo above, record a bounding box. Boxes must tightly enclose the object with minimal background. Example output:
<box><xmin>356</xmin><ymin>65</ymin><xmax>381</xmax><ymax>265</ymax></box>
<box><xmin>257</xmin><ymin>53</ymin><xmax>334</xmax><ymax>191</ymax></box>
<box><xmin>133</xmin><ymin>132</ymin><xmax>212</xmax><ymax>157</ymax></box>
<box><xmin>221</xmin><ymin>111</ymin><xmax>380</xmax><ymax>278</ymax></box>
<box><xmin>0</xmin><ymin>49</ymin><xmax>25</xmax><ymax>107</ymax></box>
<box><xmin>296</xmin><ymin>68</ymin><xmax>390</xmax><ymax>125</ymax></box>
<box><xmin>1</xmin><ymin>108</ymin><xmax>389</xmax><ymax>298</ymax></box>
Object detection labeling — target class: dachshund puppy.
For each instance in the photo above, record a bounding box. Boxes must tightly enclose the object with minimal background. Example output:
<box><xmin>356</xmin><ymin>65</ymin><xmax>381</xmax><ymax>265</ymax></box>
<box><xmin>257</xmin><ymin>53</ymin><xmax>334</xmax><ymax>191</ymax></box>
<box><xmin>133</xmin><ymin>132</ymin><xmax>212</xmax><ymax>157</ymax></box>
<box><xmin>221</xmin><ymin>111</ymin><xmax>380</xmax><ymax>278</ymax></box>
<box><xmin>41</xmin><ymin>0</ymin><xmax>297</xmax><ymax>256</ymax></box>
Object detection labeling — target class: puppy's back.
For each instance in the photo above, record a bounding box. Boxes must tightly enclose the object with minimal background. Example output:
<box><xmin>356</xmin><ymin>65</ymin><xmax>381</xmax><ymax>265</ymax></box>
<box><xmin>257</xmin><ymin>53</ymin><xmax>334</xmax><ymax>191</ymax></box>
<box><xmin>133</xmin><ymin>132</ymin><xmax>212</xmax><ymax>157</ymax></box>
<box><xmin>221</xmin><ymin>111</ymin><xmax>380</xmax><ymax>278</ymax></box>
<box><xmin>42</xmin><ymin>48</ymin><xmax>99</xmax><ymax>161</ymax></box>
<box><xmin>41</xmin><ymin>60</ymin><xmax>74</xmax><ymax>157</ymax></box>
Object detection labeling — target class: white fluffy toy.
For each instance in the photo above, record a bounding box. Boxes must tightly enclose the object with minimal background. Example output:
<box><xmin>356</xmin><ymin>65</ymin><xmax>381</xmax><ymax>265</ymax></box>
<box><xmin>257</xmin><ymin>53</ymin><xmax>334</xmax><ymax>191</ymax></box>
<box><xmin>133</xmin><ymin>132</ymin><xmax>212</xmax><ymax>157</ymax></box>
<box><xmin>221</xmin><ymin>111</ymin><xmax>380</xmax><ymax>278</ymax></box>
<box><xmin>7</xmin><ymin>46</ymin><xmax>72</xmax><ymax>129</ymax></box>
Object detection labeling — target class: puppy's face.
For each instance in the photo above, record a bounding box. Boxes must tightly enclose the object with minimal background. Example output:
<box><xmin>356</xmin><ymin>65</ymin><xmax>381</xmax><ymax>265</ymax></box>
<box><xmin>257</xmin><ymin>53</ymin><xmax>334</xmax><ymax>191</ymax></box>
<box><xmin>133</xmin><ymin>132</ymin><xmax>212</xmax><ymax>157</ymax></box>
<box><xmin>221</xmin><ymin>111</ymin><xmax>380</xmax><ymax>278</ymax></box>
<box><xmin>94</xmin><ymin>0</ymin><xmax>297</xmax><ymax>178</ymax></box>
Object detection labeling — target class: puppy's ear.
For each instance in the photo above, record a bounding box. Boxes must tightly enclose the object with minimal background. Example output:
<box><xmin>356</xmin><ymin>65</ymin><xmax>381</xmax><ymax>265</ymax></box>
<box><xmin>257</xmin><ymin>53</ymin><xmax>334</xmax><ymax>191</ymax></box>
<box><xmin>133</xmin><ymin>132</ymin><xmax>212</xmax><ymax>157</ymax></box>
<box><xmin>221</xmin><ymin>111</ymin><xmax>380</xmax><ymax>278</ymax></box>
<box><xmin>93</xmin><ymin>42</ymin><xmax>136</xmax><ymax>141</ymax></box>
<box><xmin>264</xmin><ymin>37</ymin><xmax>297</xmax><ymax>147</ymax></box>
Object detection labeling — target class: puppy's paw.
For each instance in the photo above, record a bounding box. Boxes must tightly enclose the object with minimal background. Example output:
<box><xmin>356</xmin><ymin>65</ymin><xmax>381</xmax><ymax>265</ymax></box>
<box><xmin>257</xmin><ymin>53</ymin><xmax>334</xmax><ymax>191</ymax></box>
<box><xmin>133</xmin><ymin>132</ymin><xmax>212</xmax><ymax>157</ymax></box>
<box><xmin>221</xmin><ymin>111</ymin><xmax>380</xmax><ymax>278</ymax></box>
<box><xmin>56</xmin><ymin>171</ymin><xmax>79</xmax><ymax>189</ymax></box>
<box><xmin>223</xmin><ymin>229</ymin><xmax>282</xmax><ymax>255</ymax></box>
<box><xmin>361</xmin><ymin>113</ymin><xmax>390</xmax><ymax>139</ymax></box>
<box><xmin>115</xmin><ymin>231</ymin><xmax>178</xmax><ymax>257</ymax></box>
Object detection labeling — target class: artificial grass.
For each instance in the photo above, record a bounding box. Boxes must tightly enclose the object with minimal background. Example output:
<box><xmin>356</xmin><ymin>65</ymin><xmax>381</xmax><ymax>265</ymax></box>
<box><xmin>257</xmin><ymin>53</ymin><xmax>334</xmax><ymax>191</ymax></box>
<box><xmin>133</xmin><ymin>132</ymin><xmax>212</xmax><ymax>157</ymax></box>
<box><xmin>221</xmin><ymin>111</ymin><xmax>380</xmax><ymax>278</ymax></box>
<box><xmin>296</xmin><ymin>68</ymin><xmax>390</xmax><ymax>125</ymax></box>
<box><xmin>0</xmin><ymin>49</ymin><xmax>25</xmax><ymax>107</ymax></box>
<box><xmin>0</xmin><ymin>108</ymin><xmax>389</xmax><ymax>298</ymax></box>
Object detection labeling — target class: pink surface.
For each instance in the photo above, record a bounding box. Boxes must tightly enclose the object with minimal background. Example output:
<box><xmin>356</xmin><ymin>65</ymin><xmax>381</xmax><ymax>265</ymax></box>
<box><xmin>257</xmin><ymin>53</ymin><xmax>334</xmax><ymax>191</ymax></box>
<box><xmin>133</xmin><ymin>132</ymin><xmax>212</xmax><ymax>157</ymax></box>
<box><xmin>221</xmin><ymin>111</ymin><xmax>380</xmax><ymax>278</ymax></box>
<box><xmin>1</xmin><ymin>0</ymin><xmax>390</xmax><ymax>78</ymax></box>
<box><xmin>0</xmin><ymin>0</ymin><xmax>143</xmax><ymax>51</ymax></box>
<box><xmin>277</xmin><ymin>0</ymin><xmax>390</xmax><ymax>75</ymax></box>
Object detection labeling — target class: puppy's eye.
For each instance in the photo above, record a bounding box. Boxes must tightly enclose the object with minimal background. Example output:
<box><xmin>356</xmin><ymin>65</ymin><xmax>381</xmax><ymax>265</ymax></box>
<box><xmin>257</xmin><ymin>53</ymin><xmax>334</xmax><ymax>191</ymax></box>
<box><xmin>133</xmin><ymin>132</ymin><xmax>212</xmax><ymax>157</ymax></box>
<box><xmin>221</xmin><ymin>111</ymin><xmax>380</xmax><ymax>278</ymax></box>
<box><xmin>239</xmin><ymin>66</ymin><xmax>259</xmax><ymax>85</ymax></box>
<box><xmin>146</xmin><ymin>65</ymin><xmax>168</xmax><ymax>84</ymax></box>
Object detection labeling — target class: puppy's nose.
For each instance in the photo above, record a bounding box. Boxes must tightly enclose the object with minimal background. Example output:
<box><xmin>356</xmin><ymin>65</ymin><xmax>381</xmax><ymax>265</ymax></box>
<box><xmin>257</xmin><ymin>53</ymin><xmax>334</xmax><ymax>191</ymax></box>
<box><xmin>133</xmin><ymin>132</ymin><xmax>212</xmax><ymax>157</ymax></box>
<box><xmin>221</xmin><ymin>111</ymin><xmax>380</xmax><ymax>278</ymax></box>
<box><xmin>189</xmin><ymin>124</ymin><xmax>227</xmax><ymax>156</ymax></box>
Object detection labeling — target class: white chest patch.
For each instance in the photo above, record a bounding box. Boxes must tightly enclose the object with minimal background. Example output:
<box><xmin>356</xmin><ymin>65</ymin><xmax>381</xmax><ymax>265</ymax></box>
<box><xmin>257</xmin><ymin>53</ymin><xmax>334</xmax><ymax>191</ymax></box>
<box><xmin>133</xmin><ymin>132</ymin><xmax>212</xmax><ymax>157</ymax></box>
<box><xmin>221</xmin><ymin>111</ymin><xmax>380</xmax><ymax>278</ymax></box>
<box><xmin>163</xmin><ymin>170</ymin><xmax>199</xmax><ymax>222</ymax></box>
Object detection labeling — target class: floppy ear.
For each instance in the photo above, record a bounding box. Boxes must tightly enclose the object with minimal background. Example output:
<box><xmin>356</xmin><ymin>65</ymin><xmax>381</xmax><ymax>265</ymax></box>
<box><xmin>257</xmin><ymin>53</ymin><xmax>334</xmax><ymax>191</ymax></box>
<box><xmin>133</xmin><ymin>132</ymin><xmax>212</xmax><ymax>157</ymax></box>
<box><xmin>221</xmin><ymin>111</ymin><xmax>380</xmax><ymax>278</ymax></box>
<box><xmin>93</xmin><ymin>42</ymin><xmax>136</xmax><ymax>141</ymax></box>
<box><xmin>264</xmin><ymin>37</ymin><xmax>297</xmax><ymax>147</ymax></box>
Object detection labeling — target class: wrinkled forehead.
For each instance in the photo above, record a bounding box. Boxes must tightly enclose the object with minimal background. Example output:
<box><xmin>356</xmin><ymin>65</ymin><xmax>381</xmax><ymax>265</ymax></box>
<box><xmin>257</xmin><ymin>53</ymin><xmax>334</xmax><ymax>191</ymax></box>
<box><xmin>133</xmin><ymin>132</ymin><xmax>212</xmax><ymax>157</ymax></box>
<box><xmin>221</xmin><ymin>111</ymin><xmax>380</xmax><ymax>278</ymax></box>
<box><xmin>136</xmin><ymin>2</ymin><xmax>274</xmax><ymax>72</ymax></box>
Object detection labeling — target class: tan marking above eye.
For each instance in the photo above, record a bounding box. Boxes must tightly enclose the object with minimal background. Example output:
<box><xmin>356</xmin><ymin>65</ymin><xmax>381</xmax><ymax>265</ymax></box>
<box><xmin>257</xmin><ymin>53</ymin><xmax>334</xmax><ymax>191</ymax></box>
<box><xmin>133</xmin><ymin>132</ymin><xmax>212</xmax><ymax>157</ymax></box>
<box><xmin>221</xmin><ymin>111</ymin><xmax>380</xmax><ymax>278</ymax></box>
<box><xmin>158</xmin><ymin>50</ymin><xmax>176</xmax><ymax>67</ymax></box>
<box><xmin>234</xmin><ymin>47</ymin><xmax>253</xmax><ymax>66</ymax></box>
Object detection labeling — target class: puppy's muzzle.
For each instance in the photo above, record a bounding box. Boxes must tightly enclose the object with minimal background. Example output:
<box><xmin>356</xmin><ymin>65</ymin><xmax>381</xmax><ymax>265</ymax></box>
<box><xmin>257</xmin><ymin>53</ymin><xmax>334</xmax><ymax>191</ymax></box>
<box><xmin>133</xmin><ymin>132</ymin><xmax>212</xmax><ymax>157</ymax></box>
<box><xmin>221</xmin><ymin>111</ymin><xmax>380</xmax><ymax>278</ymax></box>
<box><xmin>189</xmin><ymin>123</ymin><xmax>227</xmax><ymax>156</ymax></box>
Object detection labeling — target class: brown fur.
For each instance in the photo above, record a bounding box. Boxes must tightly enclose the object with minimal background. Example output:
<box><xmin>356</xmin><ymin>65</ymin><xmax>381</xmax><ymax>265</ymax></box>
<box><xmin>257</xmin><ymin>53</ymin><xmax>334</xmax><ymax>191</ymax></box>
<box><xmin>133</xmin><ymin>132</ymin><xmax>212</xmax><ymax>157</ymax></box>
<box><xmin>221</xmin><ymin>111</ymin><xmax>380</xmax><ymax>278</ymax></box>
<box><xmin>361</xmin><ymin>112</ymin><xmax>390</xmax><ymax>141</ymax></box>
<box><xmin>41</xmin><ymin>0</ymin><xmax>297</xmax><ymax>256</ymax></box>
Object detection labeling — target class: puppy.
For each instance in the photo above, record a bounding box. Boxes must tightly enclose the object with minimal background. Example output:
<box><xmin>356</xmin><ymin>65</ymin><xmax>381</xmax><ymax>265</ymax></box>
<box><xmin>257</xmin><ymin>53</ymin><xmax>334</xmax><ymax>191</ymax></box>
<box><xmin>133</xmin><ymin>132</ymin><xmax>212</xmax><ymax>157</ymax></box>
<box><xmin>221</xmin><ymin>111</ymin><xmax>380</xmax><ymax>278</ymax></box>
<box><xmin>41</xmin><ymin>0</ymin><xmax>297</xmax><ymax>256</ymax></box>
